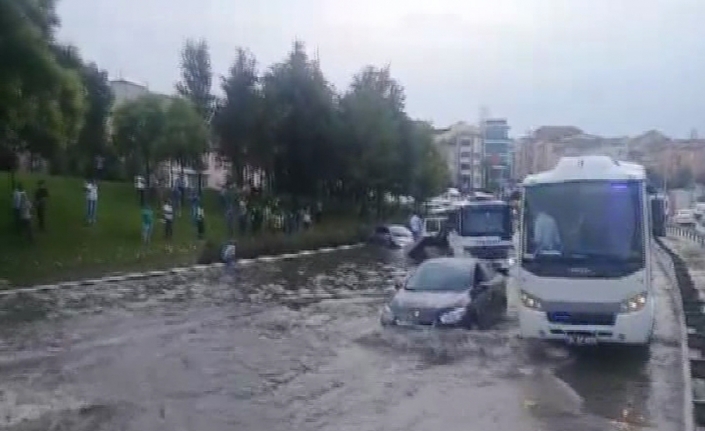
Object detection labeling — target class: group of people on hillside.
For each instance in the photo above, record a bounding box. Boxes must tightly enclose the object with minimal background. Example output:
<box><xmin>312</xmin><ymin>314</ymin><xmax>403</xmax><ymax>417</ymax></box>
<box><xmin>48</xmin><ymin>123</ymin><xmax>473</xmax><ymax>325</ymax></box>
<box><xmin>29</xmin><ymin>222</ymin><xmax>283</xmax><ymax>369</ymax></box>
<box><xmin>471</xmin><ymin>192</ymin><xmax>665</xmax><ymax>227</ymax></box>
<box><xmin>11</xmin><ymin>181</ymin><xmax>49</xmax><ymax>241</ymax></box>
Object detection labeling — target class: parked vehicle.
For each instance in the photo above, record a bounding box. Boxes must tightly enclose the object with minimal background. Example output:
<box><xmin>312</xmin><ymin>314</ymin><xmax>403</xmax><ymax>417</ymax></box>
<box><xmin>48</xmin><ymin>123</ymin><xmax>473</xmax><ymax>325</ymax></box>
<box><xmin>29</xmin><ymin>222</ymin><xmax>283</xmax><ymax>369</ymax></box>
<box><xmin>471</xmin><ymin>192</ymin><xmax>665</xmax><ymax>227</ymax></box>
<box><xmin>380</xmin><ymin>257</ymin><xmax>508</xmax><ymax>329</ymax></box>
<box><xmin>370</xmin><ymin>225</ymin><xmax>414</xmax><ymax>248</ymax></box>
<box><xmin>674</xmin><ymin>208</ymin><xmax>696</xmax><ymax>226</ymax></box>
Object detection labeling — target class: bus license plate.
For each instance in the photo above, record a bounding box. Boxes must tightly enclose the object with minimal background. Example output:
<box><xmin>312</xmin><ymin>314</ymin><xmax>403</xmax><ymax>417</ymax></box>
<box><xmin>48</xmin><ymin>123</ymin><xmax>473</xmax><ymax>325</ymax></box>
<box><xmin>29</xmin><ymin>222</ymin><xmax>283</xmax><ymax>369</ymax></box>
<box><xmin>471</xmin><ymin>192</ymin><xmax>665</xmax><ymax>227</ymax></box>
<box><xmin>567</xmin><ymin>335</ymin><xmax>598</xmax><ymax>346</ymax></box>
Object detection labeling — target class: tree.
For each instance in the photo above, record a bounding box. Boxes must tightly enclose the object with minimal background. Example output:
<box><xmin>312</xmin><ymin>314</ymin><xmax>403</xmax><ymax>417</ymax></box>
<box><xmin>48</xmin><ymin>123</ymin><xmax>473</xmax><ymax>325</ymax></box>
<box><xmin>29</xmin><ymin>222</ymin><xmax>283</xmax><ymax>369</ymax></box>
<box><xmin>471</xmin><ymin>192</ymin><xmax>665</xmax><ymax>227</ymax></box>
<box><xmin>158</xmin><ymin>97</ymin><xmax>210</xmax><ymax>186</ymax></box>
<box><xmin>406</xmin><ymin>121</ymin><xmax>449</xmax><ymax>203</ymax></box>
<box><xmin>0</xmin><ymin>0</ymin><xmax>86</xmax><ymax>182</ymax></box>
<box><xmin>261</xmin><ymin>41</ymin><xmax>339</xmax><ymax>201</ymax></box>
<box><xmin>175</xmin><ymin>38</ymin><xmax>215</xmax><ymax>193</ymax></box>
<box><xmin>339</xmin><ymin>65</ymin><xmax>406</xmax><ymax>215</ymax></box>
<box><xmin>213</xmin><ymin>48</ymin><xmax>262</xmax><ymax>187</ymax></box>
<box><xmin>112</xmin><ymin>95</ymin><xmax>168</xmax><ymax>193</ymax></box>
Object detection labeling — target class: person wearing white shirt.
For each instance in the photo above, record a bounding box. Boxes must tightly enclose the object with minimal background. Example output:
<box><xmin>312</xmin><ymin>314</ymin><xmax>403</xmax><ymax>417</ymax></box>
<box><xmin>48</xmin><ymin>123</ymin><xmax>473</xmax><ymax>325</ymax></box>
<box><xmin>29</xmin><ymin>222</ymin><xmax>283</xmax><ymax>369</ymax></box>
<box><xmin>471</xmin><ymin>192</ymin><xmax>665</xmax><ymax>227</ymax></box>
<box><xmin>533</xmin><ymin>211</ymin><xmax>561</xmax><ymax>254</ymax></box>
<box><xmin>163</xmin><ymin>200</ymin><xmax>174</xmax><ymax>239</ymax></box>
<box><xmin>409</xmin><ymin>213</ymin><xmax>422</xmax><ymax>241</ymax></box>
<box><xmin>85</xmin><ymin>180</ymin><xmax>98</xmax><ymax>225</ymax></box>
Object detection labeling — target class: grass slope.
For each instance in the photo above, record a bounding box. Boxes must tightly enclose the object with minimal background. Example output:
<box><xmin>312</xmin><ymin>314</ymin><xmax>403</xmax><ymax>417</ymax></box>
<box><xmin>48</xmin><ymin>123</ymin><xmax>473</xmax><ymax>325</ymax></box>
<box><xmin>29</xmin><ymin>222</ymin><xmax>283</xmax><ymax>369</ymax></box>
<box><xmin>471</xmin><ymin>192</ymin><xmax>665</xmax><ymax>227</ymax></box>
<box><xmin>0</xmin><ymin>173</ymin><xmax>364</xmax><ymax>286</ymax></box>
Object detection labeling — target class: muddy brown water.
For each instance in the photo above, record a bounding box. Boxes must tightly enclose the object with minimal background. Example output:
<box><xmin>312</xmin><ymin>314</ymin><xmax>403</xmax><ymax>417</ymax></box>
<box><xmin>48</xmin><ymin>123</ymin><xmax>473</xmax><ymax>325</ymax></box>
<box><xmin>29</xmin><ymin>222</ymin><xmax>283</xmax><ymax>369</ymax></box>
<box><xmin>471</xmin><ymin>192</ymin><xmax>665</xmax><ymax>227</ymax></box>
<box><xmin>0</xmin><ymin>245</ymin><xmax>685</xmax><ymax>431</ymax></box>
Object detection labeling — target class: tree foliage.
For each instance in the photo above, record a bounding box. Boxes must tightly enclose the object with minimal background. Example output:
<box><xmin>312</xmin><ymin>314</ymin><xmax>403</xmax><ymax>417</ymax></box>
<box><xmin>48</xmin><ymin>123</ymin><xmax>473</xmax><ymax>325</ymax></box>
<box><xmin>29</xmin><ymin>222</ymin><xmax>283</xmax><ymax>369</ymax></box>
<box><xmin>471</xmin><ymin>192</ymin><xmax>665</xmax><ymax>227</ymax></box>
<box><xmin>2</xmin><ymin>0</ymin><xmax>448</xmax><ymax>213</ymax></box>
<box><xmin>211</xmin><ymin>41</ymin><xmax>449</xmax><ymax>211</ymax></box>
<box><xmin>176</xmin><ymin>39</ymin><xmax>215</xmax><ymax>123</ymax></box>
<box><xmin>112</xmin><ymin>95</ymin><xmax>168</xmax><ymax>186</ymax></box>
<box><xmin>158</xmin><ymin>97</ymin><xmax>210</xmax><ymax>175</ymax></box>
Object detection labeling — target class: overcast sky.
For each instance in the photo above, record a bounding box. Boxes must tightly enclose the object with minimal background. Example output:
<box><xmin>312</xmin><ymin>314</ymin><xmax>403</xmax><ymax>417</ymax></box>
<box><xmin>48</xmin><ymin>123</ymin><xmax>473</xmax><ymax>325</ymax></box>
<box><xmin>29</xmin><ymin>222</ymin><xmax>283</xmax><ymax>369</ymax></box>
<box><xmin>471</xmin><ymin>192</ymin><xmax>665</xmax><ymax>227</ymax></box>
<box><xmin>57</xmin><ymin>0</ymin><xmax>705</xmax><ymax>138</ymax></box>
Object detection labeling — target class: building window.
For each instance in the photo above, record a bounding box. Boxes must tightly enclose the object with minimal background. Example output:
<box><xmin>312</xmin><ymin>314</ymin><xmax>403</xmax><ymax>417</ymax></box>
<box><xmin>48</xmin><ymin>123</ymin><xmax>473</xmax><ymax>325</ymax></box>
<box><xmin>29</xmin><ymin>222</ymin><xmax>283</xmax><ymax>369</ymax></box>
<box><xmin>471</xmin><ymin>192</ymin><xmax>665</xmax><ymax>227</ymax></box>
<box><xmin>459</xmin><ymin>151</ymin><xmax>471</xmax><ymax>158</ymax></box>
<box><xmin>484</xmin><ymin>127</ymin><xmax>508</xmax><ymax>141</ymax></box>
<box><xmin>459</xmin><ymin>138</ymin><xmax>472</xmax><ymax>147</ymax></box>
<box><xmin>460</xmin><ymin>163</ymin><xmax>471</xmax><ymax>171</ymax></box>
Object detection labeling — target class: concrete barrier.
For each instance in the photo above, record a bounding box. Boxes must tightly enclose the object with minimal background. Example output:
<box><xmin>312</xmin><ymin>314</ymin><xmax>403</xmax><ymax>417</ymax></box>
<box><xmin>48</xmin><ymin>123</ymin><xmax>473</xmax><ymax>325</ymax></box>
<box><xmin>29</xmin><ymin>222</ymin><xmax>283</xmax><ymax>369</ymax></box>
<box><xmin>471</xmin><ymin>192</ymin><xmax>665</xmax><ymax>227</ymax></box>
<box><xmin>658</xmin><ymin>228</ymin><xmax>702</xmax><ymax>430</ymax></box>
<box><xmin>0</xmin><ymin>243</ymin><xmax>366</xmax><ymax>297</ymax></box>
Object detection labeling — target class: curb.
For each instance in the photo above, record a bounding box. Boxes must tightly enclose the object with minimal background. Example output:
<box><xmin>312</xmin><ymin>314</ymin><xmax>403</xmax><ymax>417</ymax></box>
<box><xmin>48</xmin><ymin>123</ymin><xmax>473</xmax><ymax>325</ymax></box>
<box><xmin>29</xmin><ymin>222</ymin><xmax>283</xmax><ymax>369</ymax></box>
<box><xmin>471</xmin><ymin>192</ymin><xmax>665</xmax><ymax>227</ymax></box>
<box><xmin>654</xmin><ymin>236</ymin><xmax>696</xmax><ymax>431</ymax></box>
<box><xmin>0</xmin><ymin>243</ymin><xmax>365</xmax><ymax>297</ymax></box>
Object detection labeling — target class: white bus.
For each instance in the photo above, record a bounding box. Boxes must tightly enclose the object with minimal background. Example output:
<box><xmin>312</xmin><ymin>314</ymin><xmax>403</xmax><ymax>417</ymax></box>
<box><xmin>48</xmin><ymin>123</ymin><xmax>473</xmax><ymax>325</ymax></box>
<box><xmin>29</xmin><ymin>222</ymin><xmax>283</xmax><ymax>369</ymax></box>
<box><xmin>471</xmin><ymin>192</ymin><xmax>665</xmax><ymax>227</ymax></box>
<box><xmin>517</xmin><ymin>156</ymin><xmax>666</xmax><ymax>346</ymax></box>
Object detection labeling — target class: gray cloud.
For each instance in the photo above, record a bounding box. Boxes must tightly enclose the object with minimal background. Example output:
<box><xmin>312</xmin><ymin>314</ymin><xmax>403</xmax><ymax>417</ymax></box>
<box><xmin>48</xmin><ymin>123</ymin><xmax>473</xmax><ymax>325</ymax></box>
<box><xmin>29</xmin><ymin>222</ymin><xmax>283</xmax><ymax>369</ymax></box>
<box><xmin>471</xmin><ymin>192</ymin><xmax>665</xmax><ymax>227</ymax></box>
<box><xmin>57</xmin><ymin>0</ymin><xmax>705</xmax><ymax>137</ymax></box>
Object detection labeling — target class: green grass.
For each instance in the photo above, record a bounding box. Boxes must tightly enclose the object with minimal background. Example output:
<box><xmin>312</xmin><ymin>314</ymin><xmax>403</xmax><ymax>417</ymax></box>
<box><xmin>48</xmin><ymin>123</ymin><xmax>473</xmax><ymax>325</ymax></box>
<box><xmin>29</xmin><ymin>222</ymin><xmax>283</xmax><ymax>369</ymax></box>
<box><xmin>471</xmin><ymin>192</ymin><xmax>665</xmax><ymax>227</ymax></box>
<box><xmin>0</xmin><ymin>172</ymin><xmax>367</xmax><ymax>286</ymax></box>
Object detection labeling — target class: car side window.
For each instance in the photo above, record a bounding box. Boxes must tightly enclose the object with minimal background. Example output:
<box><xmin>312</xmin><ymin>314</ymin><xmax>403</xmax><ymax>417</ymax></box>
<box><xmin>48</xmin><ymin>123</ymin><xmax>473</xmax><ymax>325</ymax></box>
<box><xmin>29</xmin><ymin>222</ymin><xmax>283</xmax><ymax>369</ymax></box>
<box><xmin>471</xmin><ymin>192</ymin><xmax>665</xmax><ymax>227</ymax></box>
<box><xmin>375</xmin><ymin>226</ymin><xmax>389</xmax><ymax>234</ymax></box>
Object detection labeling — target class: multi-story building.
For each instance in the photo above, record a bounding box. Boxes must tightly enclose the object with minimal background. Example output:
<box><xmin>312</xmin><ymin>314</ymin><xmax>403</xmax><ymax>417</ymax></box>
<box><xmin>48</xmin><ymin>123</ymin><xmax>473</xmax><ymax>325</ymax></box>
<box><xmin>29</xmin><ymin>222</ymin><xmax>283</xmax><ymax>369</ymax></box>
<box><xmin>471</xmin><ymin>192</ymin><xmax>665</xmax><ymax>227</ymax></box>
<box><xmin>481</xmin><ymin>118</ymin><xmax>512</xmax><ymax>191</ymax></box>
<box><xmin>433</xmin><ymin>122</ymin><xmax>484</xmax><ymax>191</ymax></box>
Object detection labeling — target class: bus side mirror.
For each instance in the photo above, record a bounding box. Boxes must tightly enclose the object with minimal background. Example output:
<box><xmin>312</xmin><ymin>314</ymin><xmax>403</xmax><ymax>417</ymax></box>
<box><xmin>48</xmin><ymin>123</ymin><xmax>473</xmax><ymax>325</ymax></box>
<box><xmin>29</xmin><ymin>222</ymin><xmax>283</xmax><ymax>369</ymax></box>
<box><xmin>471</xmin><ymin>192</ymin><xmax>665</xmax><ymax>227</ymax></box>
<box><xmin>651</xmin><ymin>197</ymin><xmax>666</xmax><ymax>237</ymax></box>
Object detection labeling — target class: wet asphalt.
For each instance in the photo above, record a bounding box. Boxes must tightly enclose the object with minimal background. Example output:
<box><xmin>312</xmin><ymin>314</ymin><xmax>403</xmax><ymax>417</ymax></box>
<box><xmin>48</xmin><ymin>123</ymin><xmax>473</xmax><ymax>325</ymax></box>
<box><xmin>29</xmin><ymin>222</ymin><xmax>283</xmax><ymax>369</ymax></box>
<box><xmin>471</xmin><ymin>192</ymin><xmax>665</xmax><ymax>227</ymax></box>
<box><xmin>0</xmin><ymin>245</ymin><xmax>687</xmax><ymax>431</ymax></box>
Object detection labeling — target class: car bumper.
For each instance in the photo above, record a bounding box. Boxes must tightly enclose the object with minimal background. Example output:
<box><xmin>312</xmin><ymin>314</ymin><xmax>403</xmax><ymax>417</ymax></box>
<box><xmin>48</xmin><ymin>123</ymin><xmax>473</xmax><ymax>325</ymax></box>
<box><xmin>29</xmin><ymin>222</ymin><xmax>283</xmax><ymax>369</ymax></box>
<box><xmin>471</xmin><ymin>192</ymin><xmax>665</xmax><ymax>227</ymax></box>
<box><xmin>518</xmin><ymin>306</ymin><xmax>653</xmax><ymax>345</ymax></box>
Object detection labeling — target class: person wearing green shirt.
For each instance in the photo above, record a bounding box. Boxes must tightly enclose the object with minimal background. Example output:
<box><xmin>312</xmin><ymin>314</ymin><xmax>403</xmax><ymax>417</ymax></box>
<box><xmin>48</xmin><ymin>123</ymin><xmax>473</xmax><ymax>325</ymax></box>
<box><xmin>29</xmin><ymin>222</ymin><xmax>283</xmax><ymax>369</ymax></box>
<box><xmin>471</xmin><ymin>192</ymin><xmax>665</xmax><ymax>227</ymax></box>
<box><xmin>141</xmin><ymin>206</ymin><xmax>154</xmax><ymax>244</ymax></box>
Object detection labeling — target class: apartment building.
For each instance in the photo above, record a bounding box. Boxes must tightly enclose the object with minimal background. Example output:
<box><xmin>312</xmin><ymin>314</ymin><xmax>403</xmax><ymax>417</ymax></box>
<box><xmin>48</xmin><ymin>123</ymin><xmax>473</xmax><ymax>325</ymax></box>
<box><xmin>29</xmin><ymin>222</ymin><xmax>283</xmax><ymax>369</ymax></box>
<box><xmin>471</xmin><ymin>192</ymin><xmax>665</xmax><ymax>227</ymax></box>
<box><xmin>514</xmin><ymin>126</ymin><xmax>705</xmax><ymax>186</ymax></box>
<box><xmin>433</xmin><ymin>122</ymin><xmax>484</xmax><ymax>191</ymax></box>
<box><xmin>481</xmin><ymin>118</ymin><xmax>512</xmax><ymax>189</ymax></box>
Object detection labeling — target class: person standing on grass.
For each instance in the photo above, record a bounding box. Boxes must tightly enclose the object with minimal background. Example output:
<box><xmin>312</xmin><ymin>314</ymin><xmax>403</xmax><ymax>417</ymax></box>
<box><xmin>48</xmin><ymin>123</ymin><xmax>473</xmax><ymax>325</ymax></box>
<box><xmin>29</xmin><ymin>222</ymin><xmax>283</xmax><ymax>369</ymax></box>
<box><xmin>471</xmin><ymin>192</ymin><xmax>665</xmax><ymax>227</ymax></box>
<box><xmin>195</xmin><ymin>204</ymin><xmax>205</xmax><ymax>240</ymax></box>
<box><xmin>303</xmin><ymin>208</ymin><xmax>312</xmax><ymax>230</ymax></box>
<box><xmin>141</xmin><ymin>205</ymin><xmax>154</xmax><ymax>244</ymax></box>
<box><xmin>135</xmin><ymin>175</ymin><xmax>145</xmax><ymax>206</ymax></box>
<box><xmin>163</xmin><ymin>199</ymin><xmax>174</xmax><ymax>240</ymax></box>
<box><xmin>12</xmin><ymin>183</ymin><xmax>25</xmax><ymax>228</ymax></box>
<box><xmin>85</xmin><ymin>179</ymin><xmax>98</xmax><ymax>225</ymax></box>
<box><xmin>315</xmin><ymin>200</ymin><xmax>323</xmax><ymax>224</ymax></box>
<box><xmin>34</xmin><ymin>180</ymin><xmax>48</xmax><ymax>231</ymax></box>
<box><xmin>19</xmin><ymin>193</ymin><xmax>33</xmax><ymax>241</ymax></box>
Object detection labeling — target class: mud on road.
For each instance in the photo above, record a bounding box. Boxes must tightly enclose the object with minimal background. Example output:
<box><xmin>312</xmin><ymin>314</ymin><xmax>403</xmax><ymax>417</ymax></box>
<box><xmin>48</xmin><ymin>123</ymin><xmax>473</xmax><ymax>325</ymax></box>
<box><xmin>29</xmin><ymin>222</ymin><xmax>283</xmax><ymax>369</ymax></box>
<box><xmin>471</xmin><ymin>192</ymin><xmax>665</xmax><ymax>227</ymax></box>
<box><xmin>0</xmin><ymin>246</ymin><xmax>687</xmax><ymax>431</ymax></box>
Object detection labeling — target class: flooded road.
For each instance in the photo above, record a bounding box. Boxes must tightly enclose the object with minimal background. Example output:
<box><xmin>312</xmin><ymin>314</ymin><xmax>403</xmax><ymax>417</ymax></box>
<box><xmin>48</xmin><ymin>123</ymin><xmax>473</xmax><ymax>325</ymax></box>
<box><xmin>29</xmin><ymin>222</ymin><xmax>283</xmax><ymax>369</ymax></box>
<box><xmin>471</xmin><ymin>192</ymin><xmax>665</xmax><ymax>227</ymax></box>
<box><xmin>0</xmin><ymin>245</ymin><xmax>686</xmax><ymax>431</ymax></box>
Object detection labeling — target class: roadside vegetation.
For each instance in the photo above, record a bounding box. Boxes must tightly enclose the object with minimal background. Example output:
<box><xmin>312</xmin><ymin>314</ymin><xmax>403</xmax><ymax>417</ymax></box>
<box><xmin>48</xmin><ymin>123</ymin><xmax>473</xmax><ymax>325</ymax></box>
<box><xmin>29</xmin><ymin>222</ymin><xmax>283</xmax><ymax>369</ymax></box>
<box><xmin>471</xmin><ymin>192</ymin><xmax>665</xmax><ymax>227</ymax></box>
<box><xmin>1</xmin><ymin>0</ymin><xmax>450</xmax><ymax>286</ymax></box>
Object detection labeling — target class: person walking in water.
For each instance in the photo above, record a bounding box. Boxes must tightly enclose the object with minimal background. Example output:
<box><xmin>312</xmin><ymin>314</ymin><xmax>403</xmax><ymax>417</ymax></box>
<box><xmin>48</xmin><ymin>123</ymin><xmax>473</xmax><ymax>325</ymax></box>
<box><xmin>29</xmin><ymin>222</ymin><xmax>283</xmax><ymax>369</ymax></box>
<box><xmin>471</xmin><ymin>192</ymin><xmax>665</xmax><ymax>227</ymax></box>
<box><xmin>221</xmin><ymin>240</ymin><xmax>237</xmax><ymax>277</ymax></box>
<box><xmin>409</xmin><ymin>211</ymin><xmax>422</xmax><ymax>242</ymax></box>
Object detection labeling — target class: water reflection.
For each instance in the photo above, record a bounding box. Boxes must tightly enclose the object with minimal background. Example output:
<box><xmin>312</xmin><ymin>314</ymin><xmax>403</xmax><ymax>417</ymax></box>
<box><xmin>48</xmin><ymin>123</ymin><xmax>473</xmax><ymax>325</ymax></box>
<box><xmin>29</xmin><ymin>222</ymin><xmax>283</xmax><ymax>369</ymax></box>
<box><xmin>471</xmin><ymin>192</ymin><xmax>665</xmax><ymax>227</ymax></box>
<box><xmin>555</xmin><ymin>346</ymin><xmax>651</xmax><ymax>425</ymax></box>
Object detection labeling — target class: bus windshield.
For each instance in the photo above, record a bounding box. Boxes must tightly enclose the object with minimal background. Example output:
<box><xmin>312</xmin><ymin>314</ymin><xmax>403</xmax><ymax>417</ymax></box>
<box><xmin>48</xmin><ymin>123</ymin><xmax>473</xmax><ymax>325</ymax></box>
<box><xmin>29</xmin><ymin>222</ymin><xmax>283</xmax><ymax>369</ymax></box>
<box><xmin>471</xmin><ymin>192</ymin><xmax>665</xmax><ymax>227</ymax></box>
<box><xmin>522</xmin><ymin>181</ymin><xmax>644</xmax><ymax>262</ymax></box>
<box><xmin>460</xmin><ymin>206</ymin><xmax>510</xmax><ymax>237</ymax></box>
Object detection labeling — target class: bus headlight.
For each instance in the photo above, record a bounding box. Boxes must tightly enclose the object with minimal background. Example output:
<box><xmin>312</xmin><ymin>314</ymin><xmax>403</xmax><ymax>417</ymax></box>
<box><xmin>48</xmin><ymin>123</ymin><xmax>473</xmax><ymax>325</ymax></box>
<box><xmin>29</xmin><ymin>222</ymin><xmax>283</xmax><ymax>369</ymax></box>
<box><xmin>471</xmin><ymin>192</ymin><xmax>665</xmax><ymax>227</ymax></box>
<box><xmin>520</xmin><ymin>290</ymin><xmax>542</xmax><ymax>310</ymax></box>
<box><xmin>620</xmin><ymin>292</ymin><xmax>648</xmax><ymax>313</ymax></box>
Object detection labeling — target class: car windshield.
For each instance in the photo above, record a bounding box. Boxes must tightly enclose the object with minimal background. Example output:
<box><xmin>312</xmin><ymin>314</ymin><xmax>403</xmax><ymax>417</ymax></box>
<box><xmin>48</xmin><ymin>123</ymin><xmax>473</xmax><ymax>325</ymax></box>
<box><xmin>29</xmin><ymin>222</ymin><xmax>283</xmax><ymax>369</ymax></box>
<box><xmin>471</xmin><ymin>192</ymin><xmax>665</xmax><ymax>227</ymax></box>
<box><xmin>460</xmin><ymin>206</ymin><xmax>508</xmax><ymax>237</ymax></box>
<box><xmin>522</xmin><ymin>181</ymin><xmax>644</xmax><ymax>262</ymax></box>
<box><xmin>405</xmin><ymin>261</ymin><xmax>473</xmax><ymax>291</ymax></box>
<box><xmin>389</xmin><ymin>226</ymin><xmax>411</xmax><ymax>237</ymax></box>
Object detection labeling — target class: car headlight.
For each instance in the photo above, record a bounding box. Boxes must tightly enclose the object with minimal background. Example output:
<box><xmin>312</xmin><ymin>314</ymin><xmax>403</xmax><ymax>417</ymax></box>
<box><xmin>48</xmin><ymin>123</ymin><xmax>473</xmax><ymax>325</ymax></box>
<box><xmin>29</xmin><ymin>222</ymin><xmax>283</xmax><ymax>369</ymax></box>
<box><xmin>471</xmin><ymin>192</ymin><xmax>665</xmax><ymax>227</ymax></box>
<box><xmin>620</xmin><ymin>292</ymin><xmax>648</xmax><ymax>313</ymax></box>
<box><xmin>520</xmin><ymin>290</ymin><xmax>542</xmax><ymax>310</ymax></box>
<box><xmin>439</xmin><ymin>307</ymin><xmax>466</xmax><ymax>324</ymax></box>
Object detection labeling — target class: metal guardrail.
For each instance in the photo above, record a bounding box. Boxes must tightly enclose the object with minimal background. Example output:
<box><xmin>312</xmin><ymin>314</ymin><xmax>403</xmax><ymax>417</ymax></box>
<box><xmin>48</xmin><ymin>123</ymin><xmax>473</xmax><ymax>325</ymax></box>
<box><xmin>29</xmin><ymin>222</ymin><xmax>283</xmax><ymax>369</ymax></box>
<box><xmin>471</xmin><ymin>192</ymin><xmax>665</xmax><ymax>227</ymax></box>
<box><xmin>661</xmin><ymin>224</ymin><xmax>705</xmax><ymax>429</ymax></box>
<box><xmin>668</xmin><ymin>224</ymin><xmax>705</xmax><ymax>247</ymax></box>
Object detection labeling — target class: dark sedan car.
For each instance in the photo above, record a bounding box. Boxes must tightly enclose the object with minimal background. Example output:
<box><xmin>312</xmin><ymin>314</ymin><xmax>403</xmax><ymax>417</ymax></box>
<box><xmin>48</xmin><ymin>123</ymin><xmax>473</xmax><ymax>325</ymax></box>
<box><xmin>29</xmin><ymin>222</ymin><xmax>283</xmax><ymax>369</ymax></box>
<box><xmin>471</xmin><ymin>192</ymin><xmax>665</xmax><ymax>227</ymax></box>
<box><xmin>380</xmin><ymin>257</ymin><xmax>508</xmax><ymax>329</ymax></box>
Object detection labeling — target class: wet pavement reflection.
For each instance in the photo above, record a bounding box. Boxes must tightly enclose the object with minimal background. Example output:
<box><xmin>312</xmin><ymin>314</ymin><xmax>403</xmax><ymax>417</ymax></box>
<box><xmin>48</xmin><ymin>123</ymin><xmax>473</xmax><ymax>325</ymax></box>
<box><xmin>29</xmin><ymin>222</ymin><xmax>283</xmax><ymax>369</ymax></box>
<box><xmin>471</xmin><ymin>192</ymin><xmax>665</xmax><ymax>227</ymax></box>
<box><xmin>0</xmin><ymin>245</ymin><xmax>685</xmax><ymax>431</ymax></box>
